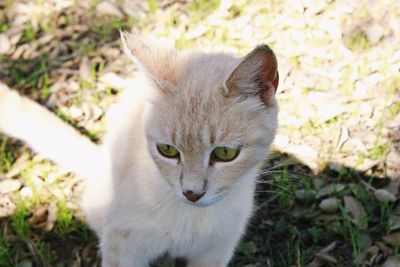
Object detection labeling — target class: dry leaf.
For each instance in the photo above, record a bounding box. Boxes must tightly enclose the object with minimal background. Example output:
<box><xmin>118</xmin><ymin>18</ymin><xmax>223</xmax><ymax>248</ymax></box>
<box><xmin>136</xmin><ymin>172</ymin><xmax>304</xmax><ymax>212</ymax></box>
<box><xmin>316</xmin><ymin>104</ymin><xmax>346</xmax><ymax>123</ymax></box>
<box><xmin>315</xmin><ymin>253</ymin><xmax>337</xmax><ymax>264</ymax></box>
<box><xmin>0</xmin><ymin>33</ymin><xmax>11</xmax><ymax>54</ymax></box>
<box><xmin>344</xmin><ymin>196</ymin><xmax>367</xmax><ymax>229</ymax></box>
<box><xmin>20</xmin><ymin>186</ymin><xmax>33</xmax><ymax>198</ymax></box>
<box><xmin>79</xmin><ymin>56</ymin><xmax>93</xmax><ymax>83</ymax></box>
<box><xmin>5</xmin><ymin>153</ymin><xmax>30</xmax><ymax>178</ymax></box>
<box><xmin>375</xmin><ymin>189</ymin><xmax>396</xmax><ymax>203</ymax></box>
<box><xmin>314</xmin><ymin>214</ymin><xmax>342</xmax><ymax>223</ymax></box>
<box><xmin>316</xmin><ymin>183</ymin><xmax>345</xmax><ymax>198</ymax></box>
<box><xmin>315</xmin><ymin>241</ymin><xmax>337</xmax><ymax>264</ymax></box>
<box><xmin>295</xmin><ymin>189</ymin><xmax>316</xmax><ymax>202</ymax></box>
<box><xmin>383</xmin><ymin>233</ymin><xmax>400</xmax><ymax>246</ymax></box>
<box><xmin>28</xmin><ymin>207</ymin><xmax>47</xmax><ymax>226</ymax></box>
<box><xmin>282</xmin><ymin>144</ymin><xmax>320</xmax><ymax>172</ymax></box>
<box><xmin>0</xmin><ymin>196</ymin><xmax>16</xmax><ymax>217</ymax></box>
<box><xmin>336</xmin><ymin>125</ymin><xmax>349</xmax><ymax>150</ymax></box>
<box><xmin>319</xmin><ymin>198</ymin><xmax>340</xmax><ymax>213</ymax></box>
<box><xmin>0</xmin><ymin>179</ymin><xmax>22</xmax><ymax>194</ymax></box>
<box><xmin>46</xmin><ymin>202</ymin><xmax>58</xmax><ymax>231</ymax></box>
<box><xmin>389</xmin><ymin>214</ymin><xmax>400</xmax><ymax>231</ymax></box>
<box><xmin>96</xmin><ymin>1</ymin><xmax>124</xmax><ymax>18</ymax></box>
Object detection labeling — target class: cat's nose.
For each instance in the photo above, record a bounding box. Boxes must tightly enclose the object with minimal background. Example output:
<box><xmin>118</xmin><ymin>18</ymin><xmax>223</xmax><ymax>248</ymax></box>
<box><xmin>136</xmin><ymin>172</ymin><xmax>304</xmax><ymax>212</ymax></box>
<box><xmin>183</xmin><ymin>190</ymin><xmax>205</xmax><ymax>202</ymax></box>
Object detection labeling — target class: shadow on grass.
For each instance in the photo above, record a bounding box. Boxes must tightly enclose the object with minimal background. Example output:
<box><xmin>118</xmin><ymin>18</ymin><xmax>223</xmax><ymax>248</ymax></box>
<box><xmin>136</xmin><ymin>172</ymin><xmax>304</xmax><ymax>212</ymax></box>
<box><xmin>0</xmin><ymin>150</ymin><xmax>396</xmax><ymax>267</ymax></box>
<box><xmin>231</xmin><ymin>151</ymin><xmax>397</xmax><ymax>267</ymax></box>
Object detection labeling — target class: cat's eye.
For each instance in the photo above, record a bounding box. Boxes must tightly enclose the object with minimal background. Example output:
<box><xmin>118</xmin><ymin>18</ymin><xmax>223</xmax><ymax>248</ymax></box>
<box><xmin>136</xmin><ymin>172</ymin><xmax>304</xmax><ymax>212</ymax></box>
<box><xmin>157</xmin><ymin>144</ymin><xmax>180</xmax><ymax>158</ymax></box>
<box><xmin>212</xmin><ymin>147</ymin><xmax>240</xmax><ymax>162</ymax></box>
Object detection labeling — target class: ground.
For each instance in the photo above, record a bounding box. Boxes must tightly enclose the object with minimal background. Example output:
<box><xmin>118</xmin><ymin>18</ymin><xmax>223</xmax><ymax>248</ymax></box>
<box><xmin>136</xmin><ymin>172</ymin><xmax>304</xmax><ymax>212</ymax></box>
<box><xmin>0</xmin><ymin>0</ymin><xmax>399</xmax><ymax>266</ymax></box>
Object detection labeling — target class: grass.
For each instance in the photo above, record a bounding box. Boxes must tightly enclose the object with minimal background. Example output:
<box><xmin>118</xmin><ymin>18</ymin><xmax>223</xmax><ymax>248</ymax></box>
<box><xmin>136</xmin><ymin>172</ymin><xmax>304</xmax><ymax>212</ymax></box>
<box><xmin>21</xmin><ymin>25</ymin><xmax>38</xmax><ymax>43</ymax></box>
<box><xmin>11</xmin><ymin>204</ymin><xmax>30</xmax><ymax>239</ymax></box>
<box><xmin>0</xmin><ymin>137</ymin><xmax>15</xmax><ymax>173</ymax></box>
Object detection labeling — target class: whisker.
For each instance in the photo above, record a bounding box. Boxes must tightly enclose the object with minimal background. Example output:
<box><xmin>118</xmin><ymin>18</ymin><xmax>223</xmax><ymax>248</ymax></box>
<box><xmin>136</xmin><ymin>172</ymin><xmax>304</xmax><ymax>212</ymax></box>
<box><xmin>254</xmin><ymin>182</ymin><xmax>293</xmax><ymax>194</ymax></box>
<box><xmin>254</xmin><ymin>193</ymin><xmax>281</xmax><ymax>210</ymax></box>
<box><xmin>255</xmin><ymin>176</ymin><xmax>306</xmax><ymax>185</ymax></box>
<box><xmin>222</xmin><ymin>188</ymin><xmax>294</xmax><ymax>198</ymax></box>
<box><xmin>263</xmin><ymin>158</ymin><xmax>296</xmax><ymax>171</ymax></box>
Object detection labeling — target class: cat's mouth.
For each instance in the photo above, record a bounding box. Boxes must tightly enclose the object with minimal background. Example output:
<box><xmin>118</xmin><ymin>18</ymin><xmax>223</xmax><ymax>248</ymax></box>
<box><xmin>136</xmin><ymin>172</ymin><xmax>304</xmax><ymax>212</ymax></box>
<box><xmin>177</xmin><ymin>191</ymin><xmax>224</xmax><ymax>207</ymax></box>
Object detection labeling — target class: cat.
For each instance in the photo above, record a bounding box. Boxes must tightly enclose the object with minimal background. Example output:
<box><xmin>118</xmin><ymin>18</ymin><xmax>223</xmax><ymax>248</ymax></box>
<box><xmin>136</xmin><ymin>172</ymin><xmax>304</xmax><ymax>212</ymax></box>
<box><xmin>0</xmin><ymin>32</ymin><xmax>279</xmax><ymax>267</ymax></box>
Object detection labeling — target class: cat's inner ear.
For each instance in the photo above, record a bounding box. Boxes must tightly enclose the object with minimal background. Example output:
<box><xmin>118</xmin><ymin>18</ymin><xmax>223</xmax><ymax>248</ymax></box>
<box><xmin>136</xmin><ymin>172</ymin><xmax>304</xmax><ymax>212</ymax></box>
<box><xmin>224</xmin><ymin>45</ymin><xmax>279</xmax><ymax>105</ymax></box>
<box><xmin>120</xmin><ymin>31</ymin><xmax>178</xmax><ymax>90</ymax></box>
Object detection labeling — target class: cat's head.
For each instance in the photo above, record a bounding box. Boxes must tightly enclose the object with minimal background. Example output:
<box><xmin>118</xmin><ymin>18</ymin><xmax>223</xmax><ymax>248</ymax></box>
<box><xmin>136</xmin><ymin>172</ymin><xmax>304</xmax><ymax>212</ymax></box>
<box><xmin>121</xmin><ymin>32</ymin><xmax>279</xmax><ymax>206</ymax></box>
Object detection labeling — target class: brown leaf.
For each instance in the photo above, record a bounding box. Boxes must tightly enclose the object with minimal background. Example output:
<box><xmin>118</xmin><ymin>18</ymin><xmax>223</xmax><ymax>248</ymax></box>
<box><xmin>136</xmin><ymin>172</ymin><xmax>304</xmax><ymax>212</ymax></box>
<box><xmin>344</xmin><ymin>196</ymin><xmax>367</xmax><ymax>229</ymax></box>
<box><xmin>383</xmin><ymin>233</ymin><xmax>400</xmax><ymax>246</ymax></box>
<box><xmin>315</xmin><ymin>252</ymin><xmax>338</xmax><ymax>264</ymax></box>
<box><xmin>28</xmin><ymin>207</ymin><xmax>48</xmax><ymax>228</ymax></box>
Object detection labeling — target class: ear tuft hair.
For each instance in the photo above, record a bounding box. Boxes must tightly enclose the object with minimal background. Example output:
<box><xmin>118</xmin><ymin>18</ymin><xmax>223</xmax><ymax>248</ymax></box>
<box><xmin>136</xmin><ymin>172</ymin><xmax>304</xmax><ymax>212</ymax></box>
<box><xmin>120</xmin><ymin>31</ymin><xmax>179</xmax><ymax>90</ymax></box>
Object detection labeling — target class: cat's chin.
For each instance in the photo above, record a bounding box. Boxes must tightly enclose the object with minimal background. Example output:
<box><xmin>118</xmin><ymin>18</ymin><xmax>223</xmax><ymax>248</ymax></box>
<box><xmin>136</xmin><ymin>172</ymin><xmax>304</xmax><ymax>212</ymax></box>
<box><xmin>178</xmin><ymin>193</ymin><xmax>224</xmax><ymax>207</ymax></box>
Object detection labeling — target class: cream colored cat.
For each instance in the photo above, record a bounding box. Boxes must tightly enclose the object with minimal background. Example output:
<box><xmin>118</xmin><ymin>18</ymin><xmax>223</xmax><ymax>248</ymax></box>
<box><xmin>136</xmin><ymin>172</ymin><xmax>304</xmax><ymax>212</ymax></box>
<box><xmin>0</xmin><ymin>32</ymin><xmax>279</xmax><ymax>267</ymax></box>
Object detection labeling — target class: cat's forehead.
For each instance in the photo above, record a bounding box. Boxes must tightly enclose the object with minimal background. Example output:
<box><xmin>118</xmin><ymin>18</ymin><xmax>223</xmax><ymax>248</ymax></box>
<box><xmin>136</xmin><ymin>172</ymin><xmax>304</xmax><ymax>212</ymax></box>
<box><xmin>157</xmin><ymin>91</ymin><xmax>261</xmax><ymax>150</ymax></box>
<box><xmin>179</xmin><ymin>52</ymin><xmax>239</xmax><ymax>90</ymax></box>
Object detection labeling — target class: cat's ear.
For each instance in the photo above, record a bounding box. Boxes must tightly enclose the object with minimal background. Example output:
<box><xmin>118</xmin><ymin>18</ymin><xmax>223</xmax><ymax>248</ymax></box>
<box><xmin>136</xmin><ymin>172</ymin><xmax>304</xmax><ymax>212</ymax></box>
<box><xmin>224</xmin><ymin>45</ymin><xmax>279</xmax><ymax>105</ymax></box>
<box><xmin>120</xmin><ymin>31</ymin><xmax>178</xmax><ymax>89</ymax></box>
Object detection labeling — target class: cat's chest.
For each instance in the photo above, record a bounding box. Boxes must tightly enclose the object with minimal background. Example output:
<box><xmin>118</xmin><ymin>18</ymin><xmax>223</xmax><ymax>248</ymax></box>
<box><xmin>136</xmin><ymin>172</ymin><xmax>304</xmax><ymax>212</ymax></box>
<box><xmin>160</xmin><ymin>204</ymin><xmax>233</xmax><ymax>255</ymax></box>
<box><xmin>154</xmin><ymin>202</ymin><xmax>223</xmax><ymax>238</ymax></box>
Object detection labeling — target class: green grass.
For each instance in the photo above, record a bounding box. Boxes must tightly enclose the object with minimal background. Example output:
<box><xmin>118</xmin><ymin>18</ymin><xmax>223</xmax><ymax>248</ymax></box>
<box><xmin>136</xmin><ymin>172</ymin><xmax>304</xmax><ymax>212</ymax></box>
<box><xmin>146</xmin><ymin>0</ymin><xmax>159</xmax><ymax>13</ymax></box>
<box><xmin>0</xmin><ymin>238</ymin><xmax>13</xmax><ymax>267</ymax></box>
<box><xmin>55</xmin><ymin>202</ymin><xmax>78</xmax><ymax>236</ymax></box>
<box><xmin>389</xmin><ymin>99</ymin><xmax>400</xmax><ymax>117</ymax></box>
<box><xmin>188</xmin><ymin>0</ymin><xmax>221</xmax><ymax>13</ymax></box>
<box><xmin>338</xmin><ymin>204</ymin><xmax>362</xmax><ymax>266</ymax></box>
<box><xmin>11</xmin><ymin>203</ymin><xmax>30</xmax><ymax>239</ymax></box>
<box><xmin>21</xmin><ymin>25</ymin><xmax>38</xmax><ymax>43</ymax></box>
<box><xmin>90</xmin><ymin>17</ymin><xmax>133</xmax><ymax>39</ymax></box>
<box><xmin>0</xmin><ymin>137</ymin><xmax>16</xmax><ymax>173</ymax></box>
<box><xmin>0</xmin><ymin>22</ymin><xmax>9</xmax><ymax>33</ymax></box>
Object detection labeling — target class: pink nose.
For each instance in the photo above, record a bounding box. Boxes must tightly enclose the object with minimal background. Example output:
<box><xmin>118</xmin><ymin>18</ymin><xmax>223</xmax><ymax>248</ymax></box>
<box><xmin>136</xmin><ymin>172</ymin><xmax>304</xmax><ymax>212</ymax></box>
<box><xmin>183</xmin><ymin>190</ymin><xmax>205</xmax><ymax>202</ymax></box>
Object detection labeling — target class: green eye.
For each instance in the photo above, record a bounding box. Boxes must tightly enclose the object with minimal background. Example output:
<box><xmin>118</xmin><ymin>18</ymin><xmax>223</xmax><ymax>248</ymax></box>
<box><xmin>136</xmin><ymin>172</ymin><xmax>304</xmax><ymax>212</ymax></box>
<box><xmin>212</xmin><ymin>147</ymin><xmax>240</xmax><ymax>162</ymax></box>
<box><xmin>157</xmin><ymin>144</ymin><xmax>180</xmax><ymax>158</ymax></box>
